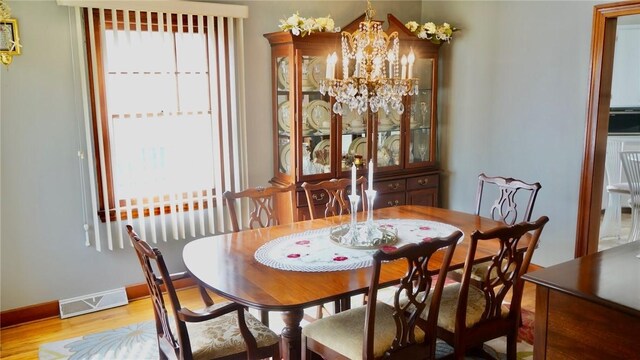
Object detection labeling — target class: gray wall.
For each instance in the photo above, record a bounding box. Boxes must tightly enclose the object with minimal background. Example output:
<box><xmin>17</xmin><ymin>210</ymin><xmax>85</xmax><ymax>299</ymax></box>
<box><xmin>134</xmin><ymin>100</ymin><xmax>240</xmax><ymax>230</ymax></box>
<box><xmin>0</xmin><ymin>0</ymin><xmax>602</xmax><ymax>310</ymax></box>
<box><xmin>423</xmin><ymin>1</ymin><xmax>599</xmax><ymax>266</ymax></box>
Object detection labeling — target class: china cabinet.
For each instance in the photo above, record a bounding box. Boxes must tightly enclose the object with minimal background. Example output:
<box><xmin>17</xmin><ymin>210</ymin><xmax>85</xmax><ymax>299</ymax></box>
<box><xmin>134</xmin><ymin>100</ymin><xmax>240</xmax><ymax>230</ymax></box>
<box><xmin>265</xmin><ymin>14</ymin><xmax>441</xmax><ymax>221</ymax></box>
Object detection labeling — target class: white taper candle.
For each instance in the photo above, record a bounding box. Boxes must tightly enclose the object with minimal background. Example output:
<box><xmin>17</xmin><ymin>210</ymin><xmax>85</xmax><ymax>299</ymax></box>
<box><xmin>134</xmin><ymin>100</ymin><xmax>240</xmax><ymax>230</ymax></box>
<box><xmin>368</xmin><ymin>160</ymin><xmax>373</xmax><ymax>190</ymax></box>
<box><xmin>352</xmin><ymin>164</ymin><xmax>357</xmax><ymax>196</ymax></box>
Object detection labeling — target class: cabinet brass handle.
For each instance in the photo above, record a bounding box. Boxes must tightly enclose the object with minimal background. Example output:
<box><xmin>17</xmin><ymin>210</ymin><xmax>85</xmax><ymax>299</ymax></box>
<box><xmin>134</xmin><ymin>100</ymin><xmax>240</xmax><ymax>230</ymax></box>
<box><xmin>312</xmin><ymin>193</ymin><xmax>326</xmax><ymax>202</ymax></box>
<box><xmin>417</xmin><ymin>178</ymin><xmax>430</xmax><ymax>186</ymax></box>
<box><xmin>387</xmin><ymin>183</ymin><xmax>401</xmax><ymax>190</ymax></box>
<box><xmin>387</xmin><ymin>200</ymin><xmax>400</xmax><ymax>206</ymax></box>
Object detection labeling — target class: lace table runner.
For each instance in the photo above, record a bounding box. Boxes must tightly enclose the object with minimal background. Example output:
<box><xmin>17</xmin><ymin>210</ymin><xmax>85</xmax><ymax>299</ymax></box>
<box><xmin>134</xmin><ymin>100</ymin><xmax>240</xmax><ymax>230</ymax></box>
<box><xmin>254</xmin><ymin>219</ymin><xmax>463</xmax><ymax>272</ymax></box>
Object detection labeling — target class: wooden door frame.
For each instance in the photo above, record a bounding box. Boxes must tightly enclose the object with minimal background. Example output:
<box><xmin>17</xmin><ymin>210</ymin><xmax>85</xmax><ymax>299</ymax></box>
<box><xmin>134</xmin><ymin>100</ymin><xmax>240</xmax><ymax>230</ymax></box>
<box><xmin>575</xmin><ymin>1</ymin><xmax>640</xmax><ymax>257</ymax></box>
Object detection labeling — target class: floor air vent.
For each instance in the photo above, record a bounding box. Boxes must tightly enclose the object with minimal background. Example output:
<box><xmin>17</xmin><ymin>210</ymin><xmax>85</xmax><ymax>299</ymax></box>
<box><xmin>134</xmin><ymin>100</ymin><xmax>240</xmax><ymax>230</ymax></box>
<box><xmin>59</xmin><ymin>287</ymin><xmax>129</xmax><ymax>319</ymax></box>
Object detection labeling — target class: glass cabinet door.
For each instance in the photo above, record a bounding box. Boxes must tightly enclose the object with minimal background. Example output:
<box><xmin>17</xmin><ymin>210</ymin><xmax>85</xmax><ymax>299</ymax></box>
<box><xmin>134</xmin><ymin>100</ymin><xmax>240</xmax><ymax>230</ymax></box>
<box><xmin>376</xmin><ymin>108</ymin><xmax>403</xmax><ymax>169</ymax></box>
<box><xmin>300</xmin><ymin>55</ymin><xmax>332</xmax><ymax>177</ymax></box>
<box><xmin>408</xmin><ymin>58</ymin><xmax>434</xmax><ymax>166</ymax></box>
<box><xmin>276</xmin><ymin>55</ymin><xmax>292</xmax><ymax>175</ymax></box>
<box><xmin>338</xmin><ymin>108</ymin><xmax>368</xmax><ymax>174</ymax></box>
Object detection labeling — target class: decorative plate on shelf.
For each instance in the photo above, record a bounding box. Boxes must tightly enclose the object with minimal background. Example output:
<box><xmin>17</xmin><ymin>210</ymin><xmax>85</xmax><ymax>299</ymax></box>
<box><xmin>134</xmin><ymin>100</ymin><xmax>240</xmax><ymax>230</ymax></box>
<box><xmin>307</xmin><ymin>57</ymin><xmax>326</xmax><ymax>90</ymax></box>
<box><xmin>312</xmin><ymin>139</ymin><xmax>331</xmax><ymax>165</ymax></box>
<box><xmin>279</xmin><ymin>142</ymin><xmax>291</xmax><ymax>173</ymax></box>
<box><xmin>277</xmin><ymin>57</ymin><xmax>289</xmax><ymax>90</ymax></box>
<box><xmin>308</xmin><ymin>100</ymin><xmax>331</xmax><ymax>132</ymax></box>
<box><xmin>383</xmin><ymin>134</ymin><xmax>401</xmax><ymax>153</ymax></box>
<box><xmin>302</xmin><ymin>103</ymin><xmax>314</xmax><ymax>135</ymax></box>
<box><xmin>378</xmin><ymin>108</ymin><xmax>402</xmax><ymax>126</ymax></box>
<box><xmin>348</xmin><ymin>137</ymin><xmax>367</xmax><ymax>159</ymax></box>
<box><xmin>343</xmin><ymin>108</ymin><xmax>365</xmax><ymax>133</ymax></box>
<box><xmin>277</xmin><ymin>101</ymin><xmax>291</xmax><ymax>133</ymax></box>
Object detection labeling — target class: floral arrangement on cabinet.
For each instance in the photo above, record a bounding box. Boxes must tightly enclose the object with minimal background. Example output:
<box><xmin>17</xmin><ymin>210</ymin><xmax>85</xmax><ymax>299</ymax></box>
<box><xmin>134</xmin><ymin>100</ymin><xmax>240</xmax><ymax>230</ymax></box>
<box><xmin>278</xmin><ymin>12</ymin><xmax>339</xmax><ymax>37</ymax></box>
<box><xmin>404</xmin><ymin>21</ymin><xmax>458</xmax><ymax>44</ymax></box>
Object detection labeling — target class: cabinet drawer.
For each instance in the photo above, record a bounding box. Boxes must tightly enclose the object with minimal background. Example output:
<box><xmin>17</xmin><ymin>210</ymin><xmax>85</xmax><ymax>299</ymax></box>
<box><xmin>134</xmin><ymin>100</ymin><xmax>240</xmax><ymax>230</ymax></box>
<box><xmin>407</xmin><ymin>188</ymin><xmax>438</xmax><ymax>207</ymax></box>
<box><xmin>407</xmin><ymin>174</ymin><xmax>439</xmax><ymax>190</ymax></box>
<box><xmin>377</xmin><ymin>192</ymin><xmax>406</xmax><ymax>208</ymax></box>
<box><xmin>296</xmin><ymin>190</ymin><xmax>329</xmax><ymax>207</ymax></box>
<box><xmin>374</xmin><ymin>179</ymin><xmax>406</xmax><ymax>194</ymax></box>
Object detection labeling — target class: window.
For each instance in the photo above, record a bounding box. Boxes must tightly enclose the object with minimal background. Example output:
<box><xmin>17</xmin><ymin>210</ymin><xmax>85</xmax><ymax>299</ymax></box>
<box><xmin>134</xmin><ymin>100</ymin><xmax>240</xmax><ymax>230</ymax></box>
<box><xmin>77</xmin><ymin>4</ymin><xmax>248</xmax><ymax>250</ymax></box>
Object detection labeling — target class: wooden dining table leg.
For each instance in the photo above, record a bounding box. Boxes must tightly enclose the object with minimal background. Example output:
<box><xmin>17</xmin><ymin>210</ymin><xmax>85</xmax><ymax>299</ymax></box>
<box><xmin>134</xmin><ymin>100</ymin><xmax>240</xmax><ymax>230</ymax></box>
<box><xmin>280</xmin><ymin>308</ymin><xmax>305</xmax><ymax>360</ymax></box>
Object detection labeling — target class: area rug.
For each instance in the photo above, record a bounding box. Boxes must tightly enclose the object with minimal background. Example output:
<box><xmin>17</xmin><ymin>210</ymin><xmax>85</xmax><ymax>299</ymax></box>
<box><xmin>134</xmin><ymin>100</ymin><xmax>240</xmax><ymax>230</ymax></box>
<box><xmin>39</xmin><ymin>310</ymin><xmax>534</xmax><ymax>360</ymax></box>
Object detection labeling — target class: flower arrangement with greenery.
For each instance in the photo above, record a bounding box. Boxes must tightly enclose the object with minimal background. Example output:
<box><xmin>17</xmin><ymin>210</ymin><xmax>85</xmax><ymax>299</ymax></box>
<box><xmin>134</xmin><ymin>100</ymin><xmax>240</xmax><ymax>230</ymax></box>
<box><xmin>404</xmin><ymin>21</ymin><xmax>458</xmax><ymax>44</ymax></box>
<box><xmin>278</xmin><ymin>12</ymin><xmax>339</xmax><ymax>37</ymax></box>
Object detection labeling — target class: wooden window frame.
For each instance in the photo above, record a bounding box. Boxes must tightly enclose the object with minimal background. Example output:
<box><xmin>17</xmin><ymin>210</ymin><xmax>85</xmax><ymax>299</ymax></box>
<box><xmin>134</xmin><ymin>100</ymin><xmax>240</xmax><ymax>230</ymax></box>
<box><xmin>84</xmin><ymin>9</ymin><xmax>228</xmax><ymax>222</ymax></box>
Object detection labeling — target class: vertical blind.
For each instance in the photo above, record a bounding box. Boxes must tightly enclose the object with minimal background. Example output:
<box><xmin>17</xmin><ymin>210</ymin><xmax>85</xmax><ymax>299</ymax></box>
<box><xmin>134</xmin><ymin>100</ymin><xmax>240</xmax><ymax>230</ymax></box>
<box><xmin>61</xmin><ymin>1</ymin><xmax>249</xmax><ymax>251</ymax></box>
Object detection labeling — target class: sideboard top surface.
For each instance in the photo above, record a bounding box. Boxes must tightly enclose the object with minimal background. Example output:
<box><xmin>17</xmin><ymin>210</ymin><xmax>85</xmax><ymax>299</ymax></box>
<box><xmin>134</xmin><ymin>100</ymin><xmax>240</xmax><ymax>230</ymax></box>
<box><xmin>523</xmin><ymin>241</ymin><xmax>640</xmax><ymax>316</ymax></box>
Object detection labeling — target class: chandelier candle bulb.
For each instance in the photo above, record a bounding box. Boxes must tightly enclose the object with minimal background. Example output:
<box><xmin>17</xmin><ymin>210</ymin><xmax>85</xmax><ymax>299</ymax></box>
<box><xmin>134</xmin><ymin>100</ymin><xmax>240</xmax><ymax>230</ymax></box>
<box><xmin>344</xmin><ymin>57</ymin><xmax>350</xmax><ymax>79</ymax></box>
<box><xmin>330</xmin><ymin>52</ymin><xmax>337</xmax><ymax>79</ymax></box>
<box><xmin>401</xmin><ymin>55</ymin><xmax>408</xmax><ymax>79</ymax></box>
<box><xmin>325</xmin><ymin>54</ymin><xmax>332</xmax><ymax>79</ymax></box>
<box><xmin>407</xmin><ymin>49</ymin><xmax>415</xmax><ymax>78</ymax></box>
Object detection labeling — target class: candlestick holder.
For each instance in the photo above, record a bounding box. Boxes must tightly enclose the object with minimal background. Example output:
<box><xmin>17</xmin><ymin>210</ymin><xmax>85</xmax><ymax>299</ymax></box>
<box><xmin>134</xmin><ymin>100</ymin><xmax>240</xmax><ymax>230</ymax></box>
<box><xmin>330</xmin><ymin>191</ymin><xmax>398</xmax><ymax>249</ymax></box>
<box><xmin>365</xmin><ymin>189</ymin><xmax>377</xmax><ymax>237</ymax></box>
<box><xmin>347</xmin><ymin>194</ymin><xmax>361</xmax><ymax>245</ymax></box>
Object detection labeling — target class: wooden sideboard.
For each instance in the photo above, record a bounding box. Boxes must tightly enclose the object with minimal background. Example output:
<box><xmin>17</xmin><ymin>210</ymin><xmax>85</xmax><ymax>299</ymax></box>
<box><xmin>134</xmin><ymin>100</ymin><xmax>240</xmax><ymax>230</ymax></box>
<box><xmin>523</xmin><ymin>241</ymin><xmax>640</xmax><ymax>360</ymax></box>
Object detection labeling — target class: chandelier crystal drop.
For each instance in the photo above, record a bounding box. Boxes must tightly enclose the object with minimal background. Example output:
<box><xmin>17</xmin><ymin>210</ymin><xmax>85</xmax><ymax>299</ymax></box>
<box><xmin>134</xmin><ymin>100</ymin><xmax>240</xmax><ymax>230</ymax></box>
<box><xmin>319</xmin><ymin>0</ymin><xmax>418</xmax><ymax>115</ymax></box>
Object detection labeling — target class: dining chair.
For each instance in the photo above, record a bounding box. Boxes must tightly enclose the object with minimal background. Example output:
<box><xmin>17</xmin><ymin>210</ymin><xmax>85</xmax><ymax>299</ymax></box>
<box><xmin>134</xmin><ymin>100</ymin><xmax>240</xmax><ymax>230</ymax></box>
<box><xmin>126</xmin><ymin>225</ymin><xmax>280</xmax><ymax>360</ymax></box>
<box><xmin>619</xmin><ymin>151</ymin><xmax>640</xmax><ymax>242</ymax></box>
<box><xmin>450</xmin><ymin>174</ymin><xmax>541</xmax><ymax>286</ymax></box>
<box><xmin>223</xmin><ymin>183</ymin><xmax>295</xmax><ymax>326</ymax></box>
<box><xmin>301</xmin><ymin>231</ymin><xmax>462</xmax><ymax>360</ymax></box>
<box><xmin>432</xmin><ymin>216</ymin><xmax>548</xmax><ymax>360</ymax></box>
<box><xmin>301</xmin><ymin>176</ymin><xmax>368</xmax><ymax>220</ymax></box>
<box><xmin>600</xmin><ymin>139</ymin><xmax>626</xmax><ymax>239</ymax></box>
<box><xmin>301</xmin><ymin>176</ymin><xmax>367</xmax><ymax>318</ymax></box>
<box><xmin>223</xmin><ymin>183</ymin><xmax>296</xmax><ymax>232</ymax></box>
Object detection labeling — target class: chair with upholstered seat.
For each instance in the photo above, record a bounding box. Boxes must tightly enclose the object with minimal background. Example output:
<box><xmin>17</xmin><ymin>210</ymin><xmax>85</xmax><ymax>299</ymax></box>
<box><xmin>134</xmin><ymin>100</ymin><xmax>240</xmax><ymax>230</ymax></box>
<box><xmin>301</xmin><ymin>231</ymin><xmax>462</xmax><ymax>360</ymax></box>
<box><xmin>301</xmin><ymin>177</ymin><xmax>367</xmax><ymax>220</ymax></box>
<box><xmin>126</xmin><ymin>225</ymin><xmax>280</xmax><ymax>360</ymax></box>
<box><xmin>450</xmin><ymin>174</ymin><xmax>541</xmax><ymax>285</ymax></box>
<box><xmin>223</xmin><ymin>183</ymin><xmax>295</xmax><ymax>326</ymax></box>
<box><xmin>302</xmin><ymin>176</ymin><xmax>367</xmax><ymax>318</ymax></box>
<box><xmin>433</xmin><ymin>216</ymin><xmax>548</xmax><ymax>360</ymax></box>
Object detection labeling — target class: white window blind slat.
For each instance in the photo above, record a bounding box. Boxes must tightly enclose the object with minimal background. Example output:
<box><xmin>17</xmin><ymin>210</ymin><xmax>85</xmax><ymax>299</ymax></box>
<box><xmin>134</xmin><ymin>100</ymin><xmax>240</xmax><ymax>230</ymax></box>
<box><xmin>72</xmin><ymin>5</ymin><xmax>102</xmax><ymax>250</ymax></box>
<box><xmin>159</xmin><ymin>195</ymin><xmax>168</xmax><ymax>242</ymax></box>
<box><xmin>177</xmin><ymin>192</ymin><xmax>186</xmax><ymax>239</ymax></box>
<box><xmin>89</xmin><ymin>7</ymin><xmax>114</xmax><ymax>250</ymax></box>
<box><xmin>207</xmin><ymin>15</ymin><xmax>225</xmax><ymax>234</ymax></box>
<box><xmin>170</xmin><ymin>191</ymin><xmax>179</xmax><ymax>240</ymax></box>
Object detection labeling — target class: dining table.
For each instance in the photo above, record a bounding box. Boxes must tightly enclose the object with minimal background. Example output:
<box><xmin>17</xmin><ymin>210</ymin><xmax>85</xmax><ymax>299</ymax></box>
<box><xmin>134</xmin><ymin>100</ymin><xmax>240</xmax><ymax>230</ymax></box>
<box><xmin>182</xmin><ymin>205</ymin><xmax>528</xmax><ymax>360</ymax></box>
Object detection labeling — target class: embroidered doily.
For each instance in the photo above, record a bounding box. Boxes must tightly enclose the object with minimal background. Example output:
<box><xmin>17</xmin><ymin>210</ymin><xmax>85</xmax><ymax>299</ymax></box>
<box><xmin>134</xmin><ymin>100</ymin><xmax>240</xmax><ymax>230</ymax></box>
<box><xmin>254</xmin><ymin>219</ymin><xmax>463</xmax><ymax>272</ymax></box>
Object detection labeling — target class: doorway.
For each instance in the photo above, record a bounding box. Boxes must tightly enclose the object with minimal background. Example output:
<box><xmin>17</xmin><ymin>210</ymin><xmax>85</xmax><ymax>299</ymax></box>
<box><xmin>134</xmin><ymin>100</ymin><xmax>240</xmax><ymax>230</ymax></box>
<box><xmin>575</xmin><ymin>1</ymin><xmax>640</xmax><ymax>257</ymax></box>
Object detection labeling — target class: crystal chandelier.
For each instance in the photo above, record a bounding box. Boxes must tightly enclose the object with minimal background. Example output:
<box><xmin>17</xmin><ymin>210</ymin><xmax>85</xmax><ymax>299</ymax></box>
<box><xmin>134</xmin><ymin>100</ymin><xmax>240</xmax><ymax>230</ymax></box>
<box><xmin>319</xmin><ymin>0</ymin><xmax>418</xmax><ymax>115</ymax></box>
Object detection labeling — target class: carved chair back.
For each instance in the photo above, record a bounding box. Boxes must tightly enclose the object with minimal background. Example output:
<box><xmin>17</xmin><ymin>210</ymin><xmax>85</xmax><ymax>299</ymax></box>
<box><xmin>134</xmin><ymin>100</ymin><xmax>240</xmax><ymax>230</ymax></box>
<box><xmin>127</xmin><ymin>225</ymin><xmax>192</xmax><ymax>358</ymax></box>
<box><xmin>363</xmin><ymin>231</ymin><xmax>461</xmax><ymax>359</ymax></box>
<box><xmin>302</xmin><ymin>177</ymin><xmax>367</xmax><ymax>220</ymax></box>
<box><xmin>475</xmin><ymin>173</ymin><xmax>541</xmax><ymax>225</ymax></box>
<box><xmin>223</xmin><ymin>183</ymin><xmax>295</xmax><ymax>232</ymax></box>
<box><xmin>456</xmin><ymin>216</ymin><xmax>548</xmax><ymax>333</ymax></box>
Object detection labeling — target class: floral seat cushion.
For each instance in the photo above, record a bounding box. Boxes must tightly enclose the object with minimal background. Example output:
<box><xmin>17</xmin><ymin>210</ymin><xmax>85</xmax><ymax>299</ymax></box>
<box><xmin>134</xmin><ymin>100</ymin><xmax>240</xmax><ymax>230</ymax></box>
<box><xmin>173</xmin><ymin>302</ymin><xmax>280</xmax><ymax>360</ymax></box>
<box><xmin>302</xmin><ymin>301</ymin><xmax>425</xmax><ymax>359</ymax></box>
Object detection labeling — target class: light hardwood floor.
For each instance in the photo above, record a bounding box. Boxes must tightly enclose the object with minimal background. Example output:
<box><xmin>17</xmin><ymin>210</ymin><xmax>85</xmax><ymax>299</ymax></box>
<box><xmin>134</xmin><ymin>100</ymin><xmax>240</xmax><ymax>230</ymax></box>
<box><xmin>0</xmin><ymin>283</ymin><xmax>538</xmax><ymax>359</ymax></box>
